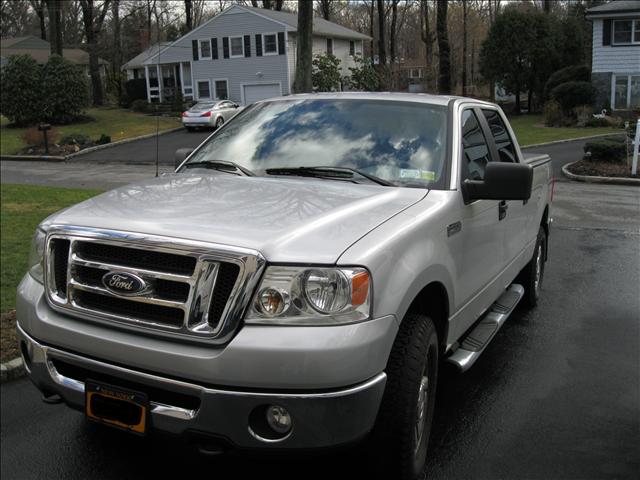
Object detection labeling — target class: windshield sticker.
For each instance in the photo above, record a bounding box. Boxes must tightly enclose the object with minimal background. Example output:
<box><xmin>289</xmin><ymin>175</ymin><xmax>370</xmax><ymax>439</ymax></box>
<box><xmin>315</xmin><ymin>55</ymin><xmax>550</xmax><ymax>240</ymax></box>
<box><xmin>400</xmin><ymin>169</ymin><xmax>421</xmax><ymax>179</ymax></box>
<box><xmin>420</xmin><ymin>171</ymin><xmax>436</xmax><ymax>181</ymax></box>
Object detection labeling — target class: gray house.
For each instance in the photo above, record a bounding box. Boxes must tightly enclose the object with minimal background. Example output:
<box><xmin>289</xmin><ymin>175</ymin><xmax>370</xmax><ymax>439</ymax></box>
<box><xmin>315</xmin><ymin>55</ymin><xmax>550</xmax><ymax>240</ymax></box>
<box><xmin>586</xmin><ymin>0</ymin><xmax>640</xmax><ymax>112</ymax></box>
<box><xmin>124</xmin><ymin>4</ymin><xmax>369</xmax><ymax>105</ymax></box>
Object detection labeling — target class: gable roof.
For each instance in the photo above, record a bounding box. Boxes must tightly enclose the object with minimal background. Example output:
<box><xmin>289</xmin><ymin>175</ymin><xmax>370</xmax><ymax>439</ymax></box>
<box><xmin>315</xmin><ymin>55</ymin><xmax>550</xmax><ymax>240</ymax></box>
<box><xmin>238</xmin><ymin>5</ymin><xmax>371</xmax><ymax>40</ymax></box>
<box><xmin>0</xmin><ymin>36</ymin><xmax>108</xmax><ymax>65</ymax></box>
<box><xmin>1</xmin><ymin>35</ymin><xmax>50</xmax><ymax>49</ymax></box>
<box><xmin>122</xmin><ymin>42</ymin><xmax>172</xmax><ymax>70</ymax></box>
<box><xmin>586</xmin><ymin>1</ymin><xmax>640</xmax><ymax>18</ymax></box>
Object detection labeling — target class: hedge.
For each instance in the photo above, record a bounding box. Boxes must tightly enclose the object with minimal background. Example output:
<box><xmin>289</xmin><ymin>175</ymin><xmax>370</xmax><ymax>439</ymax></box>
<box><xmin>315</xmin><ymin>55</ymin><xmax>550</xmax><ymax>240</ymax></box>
<box><xmin>584</xmin><ymin>138</ymin><xmax>627</xmax><ymax>163</ymax></box>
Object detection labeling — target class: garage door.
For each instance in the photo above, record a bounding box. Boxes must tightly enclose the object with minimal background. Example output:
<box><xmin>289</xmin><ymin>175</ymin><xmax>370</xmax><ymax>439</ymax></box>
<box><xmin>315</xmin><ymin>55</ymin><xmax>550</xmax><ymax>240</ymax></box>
<box><xmin>243</xmin><ymin>83</ymin><xmax>281</xmax><ymax>105</ymax></box>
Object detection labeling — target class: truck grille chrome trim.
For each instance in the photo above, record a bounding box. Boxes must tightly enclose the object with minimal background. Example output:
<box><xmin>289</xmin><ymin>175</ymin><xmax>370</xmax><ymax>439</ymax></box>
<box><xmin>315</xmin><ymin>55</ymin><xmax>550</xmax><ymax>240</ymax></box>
<box><xmin>43</xmin><ymin>225</ymin><xmax>266</xmax><ymax>344</ymax></box>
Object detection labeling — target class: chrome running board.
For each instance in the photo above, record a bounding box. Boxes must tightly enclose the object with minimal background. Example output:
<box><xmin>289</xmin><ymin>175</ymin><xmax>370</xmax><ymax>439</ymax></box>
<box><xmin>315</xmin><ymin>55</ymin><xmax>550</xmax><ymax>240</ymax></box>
<box><xmin>447</xmin><ymin>284</ymin><xmax>524</xmax><ymax>372</ymax></box>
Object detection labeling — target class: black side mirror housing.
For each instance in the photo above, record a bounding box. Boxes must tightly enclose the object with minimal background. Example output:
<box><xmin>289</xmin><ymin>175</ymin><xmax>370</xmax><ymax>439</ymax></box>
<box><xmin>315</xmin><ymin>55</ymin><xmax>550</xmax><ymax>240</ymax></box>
<box><xmin>463</xmin><ymin>162</ymin><xmax>533</xmax><ymax>203</ymax></box>
<box><xmin>174</xmin><ymin>148</ymin><xmax>194</xmax><ymax>168</ymax></box>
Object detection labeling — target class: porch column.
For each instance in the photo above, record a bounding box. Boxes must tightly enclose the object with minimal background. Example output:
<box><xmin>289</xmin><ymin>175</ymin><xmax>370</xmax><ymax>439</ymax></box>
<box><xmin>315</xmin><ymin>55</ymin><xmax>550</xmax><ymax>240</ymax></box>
<box><xmin>144</xmin><ymin>65</ymin><xmax>151</xmax><ymax>102</ymax></box>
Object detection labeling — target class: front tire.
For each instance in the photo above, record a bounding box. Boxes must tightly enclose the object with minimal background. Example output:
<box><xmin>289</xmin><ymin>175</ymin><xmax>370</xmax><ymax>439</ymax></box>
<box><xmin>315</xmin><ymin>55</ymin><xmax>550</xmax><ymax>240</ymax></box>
<box><xmin>371</xmin><ymin>313</ymin><xmax>439</xmax><ymax>480</ymax></box>
<box><xmin>518</xmin><ymin>226</ymin><xmax>546</xmax><ymax>309</ymax></box>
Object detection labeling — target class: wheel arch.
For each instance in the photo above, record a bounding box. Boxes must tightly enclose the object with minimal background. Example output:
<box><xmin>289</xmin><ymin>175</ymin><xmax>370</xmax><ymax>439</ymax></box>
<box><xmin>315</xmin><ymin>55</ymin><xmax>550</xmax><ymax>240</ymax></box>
<box><xmin>406</xmin><ymin>281</ymin><xmax>450</xmax><ymax>353</ymax></box>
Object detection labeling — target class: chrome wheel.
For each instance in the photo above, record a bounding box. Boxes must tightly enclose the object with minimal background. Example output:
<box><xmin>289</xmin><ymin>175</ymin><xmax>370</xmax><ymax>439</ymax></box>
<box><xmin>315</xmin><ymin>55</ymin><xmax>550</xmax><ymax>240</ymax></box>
<box><xmin>414</xmin><ymin>372</ymin><xmax>429</xmax><ymax>454</ymax></box>
<box><xmin>215</xmin><ymin>117</ymin><xmax>224</xmax><ymax>129</ymax></box>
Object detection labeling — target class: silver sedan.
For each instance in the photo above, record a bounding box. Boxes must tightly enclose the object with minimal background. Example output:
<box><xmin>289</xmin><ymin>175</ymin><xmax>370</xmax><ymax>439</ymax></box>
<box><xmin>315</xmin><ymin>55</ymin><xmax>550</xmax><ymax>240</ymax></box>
<box><xmin>181</xmin><ymin>100</ymin><xmax>240</xmax><ymax>131</ymax></box>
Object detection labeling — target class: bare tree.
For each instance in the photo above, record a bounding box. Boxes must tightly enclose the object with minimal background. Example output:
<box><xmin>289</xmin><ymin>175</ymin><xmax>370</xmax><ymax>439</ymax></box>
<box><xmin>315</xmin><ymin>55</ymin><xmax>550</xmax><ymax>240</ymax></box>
<box><xmin>45</xmin><ymin>0</ymin><xmax>63</xmax><ymax>55</ymax></box>
<box><xmin>376</xmin><ymin>0</ymin><xmax>385</xmax><ymax>65</ymax></box>
<box><xmin>29</xmin><ymin>0</ymin><xmax>47</xmax><ymax>40</ymax></box>
<box><xmin>390</xmin><ymin>0</ymin><xmax>399</xmax><ymax>65</ymax></box>
<box><xmin>184</xmin><ymin>0</ymin><xmax>193</xmax><ymax>30</ymax></box>
<box><xmin>436</xmin><ymin>0</ymin><xmax>450</xmax><ymax>94</ymax></box>
<box><xmin>79</xmin><ymin>0</ymin><xmax>111</xmax><ymax>105</ymax></box>
<box><xmin>369</xmin><ymin>0</ymin><xmax>375</xmax><ymax>60</ymax></box>
<box><xmin>294</xmin><ymin>0</ymin><xmax>313</xmax><ymax>93</ymax></box>
<box><xmin>462</xmin><ymin>0</ymin><xmax>468</xmax><ymax>95</ymax></box>
<box><xmin>318</xmin><ymin>0</ymin><xmax>331</xmax><ymax>20</ymax></box>
<box><xmin>420</xmin><ymin>0</ymin><xmax>435</xmax><ymax>88</ymax></box>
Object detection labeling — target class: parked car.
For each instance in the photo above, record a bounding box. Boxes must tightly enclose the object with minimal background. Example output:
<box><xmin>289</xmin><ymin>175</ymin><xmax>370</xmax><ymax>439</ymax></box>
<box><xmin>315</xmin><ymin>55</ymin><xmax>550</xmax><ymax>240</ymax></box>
<box><xmin>18</xmin><ymin>93</ymin><xmax>552</xmax><ymax>480</ymax></box>
<box><xmin>181</xmin><ymin>100</ymin><xmax>240</xmax><ymax>131</ymax></box>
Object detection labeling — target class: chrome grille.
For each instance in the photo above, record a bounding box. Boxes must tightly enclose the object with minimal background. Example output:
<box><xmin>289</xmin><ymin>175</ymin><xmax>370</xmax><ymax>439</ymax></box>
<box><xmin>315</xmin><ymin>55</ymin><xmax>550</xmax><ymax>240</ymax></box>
<box><xmin>44</xmin><ymin>226</ymin><xmax>265</xmax><ymax>344</ymax></box>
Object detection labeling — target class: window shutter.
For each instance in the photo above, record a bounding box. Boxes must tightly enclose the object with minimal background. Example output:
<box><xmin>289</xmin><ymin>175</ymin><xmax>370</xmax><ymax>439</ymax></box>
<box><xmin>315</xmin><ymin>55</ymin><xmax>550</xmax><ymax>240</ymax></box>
<box><xmin>222</xmin><ymin>37</ymin><xmax>230</xmax><ymax>58</ymax></box>
<box><xmin>255</xmin><ymin>34</ymin><xmax>263</xmax><ymax>56</ymax></box>
<box><xmin>603</xmin><ymin>19</ymin><xmax>612</xmax><ymax>46</ymax></box>
<box><xmin>211</xmin><ymin>38</ymin><xmax>218</xmax><ymax>60</ymax></box>
<box><xmin>244</xmin><ymin>35</ymin><xmax>251</xmax><ymax>57</ymax></box>
<box><xmin>192</xmin><ymin>39</ymin><xmax>199</xmax><ymax>61</ymax></box>
<box><xmin>278</xmin><ymin>32</ymin><xmax>285</xmax><ymax>55</ymax></box>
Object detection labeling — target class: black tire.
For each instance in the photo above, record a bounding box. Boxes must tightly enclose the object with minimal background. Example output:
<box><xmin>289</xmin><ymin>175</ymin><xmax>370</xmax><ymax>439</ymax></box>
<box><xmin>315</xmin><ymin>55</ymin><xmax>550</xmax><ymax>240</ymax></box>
<box><xmin>185</xmin><ymin>126</ymin><xmax>195</xmax><ymax>132</ymax></box>
<box><xmin>370</xmin><ymin>313</ymin><xmax>439</xmax><ymax>480</ymax></box>
<box><xmin>215</xmin><ymin>117</ymin><xmax>224</xmax><ymax>129</ymax></box>
<box><xmin>518</xmin><ymin>226</ymin><xmax>546</xmax><ymax>309</ymax></box>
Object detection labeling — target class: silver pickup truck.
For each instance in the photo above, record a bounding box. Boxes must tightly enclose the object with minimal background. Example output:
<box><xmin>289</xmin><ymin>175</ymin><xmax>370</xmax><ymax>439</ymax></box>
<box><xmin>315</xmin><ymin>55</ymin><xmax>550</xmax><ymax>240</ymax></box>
<box><xmin>17</xmin><ymin>93</ymin><xmax>551</xmax><ymax>479</ymax></box>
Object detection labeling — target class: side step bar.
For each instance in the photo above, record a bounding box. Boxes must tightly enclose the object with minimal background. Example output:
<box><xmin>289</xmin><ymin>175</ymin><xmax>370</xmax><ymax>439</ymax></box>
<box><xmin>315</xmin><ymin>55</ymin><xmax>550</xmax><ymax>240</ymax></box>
<box><xmin>447</xmin><ymin>284</ymin><xmax>524</xmax><ymax>372</ymax></box>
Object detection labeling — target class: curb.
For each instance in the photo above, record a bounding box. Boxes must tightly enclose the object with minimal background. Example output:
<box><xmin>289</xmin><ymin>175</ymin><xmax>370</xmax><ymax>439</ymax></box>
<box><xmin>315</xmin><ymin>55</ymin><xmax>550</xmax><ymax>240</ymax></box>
<box><xmin>0</xmin><ymin>357</ymin><xmax>25</xmax><ymax>383</ymax></box>
<box><xmin>561</xmin><ymin>162</ymin><xmax>640</xmax><ymax>186</ymax></box>
<box><xmin>522</xmin><ymin>132</ymin><xmax>626</xmax><ymax>149</ymax></box>
<box><xmin>0</xmin><ymin>126</ymin><xmax>183</xmax><ymax>163</ymax></box>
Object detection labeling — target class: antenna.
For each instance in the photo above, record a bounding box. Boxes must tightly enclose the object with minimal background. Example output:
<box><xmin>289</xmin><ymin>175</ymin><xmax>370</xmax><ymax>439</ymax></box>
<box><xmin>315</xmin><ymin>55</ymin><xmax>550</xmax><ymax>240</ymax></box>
<box><xmin>155</xmin><ymin>21</ymin><xmax>160</xmax><ymax>178</ymax></box>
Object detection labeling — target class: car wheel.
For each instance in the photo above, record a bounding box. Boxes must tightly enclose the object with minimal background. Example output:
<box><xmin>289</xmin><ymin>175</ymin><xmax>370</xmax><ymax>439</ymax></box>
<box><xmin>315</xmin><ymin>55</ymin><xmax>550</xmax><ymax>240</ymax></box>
<box><xmin>215</xmin><ymin>117</ymin><xmax>224</xmax><ymax>129</ymax></box>
<box><xmin>185</xmin><ymin>127</ymin><xmax>195</xmax><ymax>132</ymax></box>
<box><xmin>370</xmin><ymin>313</ymin><xmax>439</xmax><ymax>480</ymax></box>
<box><xmin>518</xmin><ymin>226</ymin><xmax>546</xmax><ymax>309</ymax></box>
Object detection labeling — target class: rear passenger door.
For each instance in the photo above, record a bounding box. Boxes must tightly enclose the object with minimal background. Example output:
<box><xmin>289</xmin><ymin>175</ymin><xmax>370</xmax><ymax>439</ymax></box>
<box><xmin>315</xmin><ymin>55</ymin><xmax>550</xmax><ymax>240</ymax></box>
<box><xmin>481</xmin><ymin>108</ymin><xmax>528</xmax><ymax>267</ymax></box>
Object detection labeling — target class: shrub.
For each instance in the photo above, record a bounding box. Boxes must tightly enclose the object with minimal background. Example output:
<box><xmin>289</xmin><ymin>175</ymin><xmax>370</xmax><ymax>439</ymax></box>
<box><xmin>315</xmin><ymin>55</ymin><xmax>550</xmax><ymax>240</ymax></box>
<box><xmin>584</xmin><ymin>117</ymin><xmax>610</xmax><ymax>128</ymax></box>
<box><xmin>543</xmin><ymin>100</ymin><xmax>570</xmax><ymax>127</ymax></box>
<box><xmin>584</xmin><ymin>138</ymin><xmax>627</xmax><ymax>163</ymax></box>
<box><xmin>22</xmin><ymin>126</ymin><xmax>60</xmax><ymax>147</ymax></box>
<box><xmin>0</xmin><ymin>55</ymin><xmax>43</xmax><ymax>126</ymax></box>
<box><xmin>60</xmin><ymin>133</ymin><xmax>92</xmax><ymax>146</ymax></box>
<box><xmin>41</xmin><ymin>55</ymin><xmax>90</xmax><ymax>123</ymax></box>
<box><xmin>574</xmin><ymin>105</ymin><xmax>594</xmax><ymax>127</ymax></box>
<box><xmin>96</xmin><ymin>134</ymin><xmax>111</xmax><ymax>145</ymax></box>
<box><xmin>312</xmin><ymin>54</ymin><xmax>342</xmax><ymax>92</ymax></box>
<box><xmin>348</xmin><ymin>55</ymin><xmax>380</xmax><ymax>91</ymax></box>
<box><xmin>131</xmin><ymin>99</ymin><xmax>149</xmax><ymax>113</ymax></box>
<box><xmin>550</xmin><ymin>81</ymin><xmax>596</xmax><ymax>115</ymax></box>
<box><xmin>544</xmin><ymin>65</ymin><xmax>590</xmax><ymax>100</ymax></box>
<box><xmin>125</xmin><ymin>78</ymin><xmax>147</xmax><ymax>103</ymax></box>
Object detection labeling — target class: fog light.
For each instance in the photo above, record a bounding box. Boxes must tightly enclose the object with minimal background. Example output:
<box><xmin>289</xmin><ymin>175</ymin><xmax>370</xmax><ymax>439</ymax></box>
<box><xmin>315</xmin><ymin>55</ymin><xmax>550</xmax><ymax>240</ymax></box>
<box><xmin>265</xmin><ymin>405</ymin><xmax>292</xmax><ymax>434</ymax></box>
<box><xmin>257</xmin><ymin>287</ymin><xmax>290</xmax><ymax>317</ymax></box>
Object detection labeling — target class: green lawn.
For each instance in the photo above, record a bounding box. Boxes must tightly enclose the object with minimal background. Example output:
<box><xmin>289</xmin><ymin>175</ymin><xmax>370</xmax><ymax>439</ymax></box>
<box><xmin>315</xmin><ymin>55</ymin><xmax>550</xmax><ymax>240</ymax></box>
<box><xmin>509</xmin><ymin>114</ymin><xmax>622</xmax><ymax>147</ymax></box>
<box><xmin>1</xmin><ymin>107</ymin><xmax>180</xmax><ymax>155</ymax></box>
<box><xmin>1</xmin><ymin>184</ymin><xmax>102</xmax><ymax>312</ymax></box>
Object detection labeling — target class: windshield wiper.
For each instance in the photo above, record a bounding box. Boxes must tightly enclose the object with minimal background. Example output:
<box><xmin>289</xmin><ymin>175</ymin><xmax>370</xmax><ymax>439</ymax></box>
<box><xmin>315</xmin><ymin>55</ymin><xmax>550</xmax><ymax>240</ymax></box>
<box><xmin>183</xmin><ymin>160</ymin><xmax>254</xmax><ymax>176</ymax></box>
<box><xmin>265</xmin><ymin>166</ymin><xmax>394</xmax><ymax>186</ymax></box>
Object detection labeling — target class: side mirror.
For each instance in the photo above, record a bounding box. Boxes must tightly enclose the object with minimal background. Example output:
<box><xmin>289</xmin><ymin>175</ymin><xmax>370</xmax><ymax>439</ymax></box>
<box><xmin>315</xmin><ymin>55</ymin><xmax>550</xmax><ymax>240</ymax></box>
<box><xmin>174</xmin><ymin>147</ymin><xmax>194</xmax><ymax>168</ymax></box>
<box><xmin>463</xmin><ymin>162</ymin><xmax>533</xmax><ymax>203</ymax></box>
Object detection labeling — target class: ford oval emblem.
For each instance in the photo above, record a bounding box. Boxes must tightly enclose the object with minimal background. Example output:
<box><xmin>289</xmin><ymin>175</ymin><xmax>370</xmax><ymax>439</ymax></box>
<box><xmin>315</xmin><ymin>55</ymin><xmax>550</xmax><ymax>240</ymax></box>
<box><xmin>102</xmin><ymin>272</ymin><xmax>147</xmax><ymax>296</ymax></box>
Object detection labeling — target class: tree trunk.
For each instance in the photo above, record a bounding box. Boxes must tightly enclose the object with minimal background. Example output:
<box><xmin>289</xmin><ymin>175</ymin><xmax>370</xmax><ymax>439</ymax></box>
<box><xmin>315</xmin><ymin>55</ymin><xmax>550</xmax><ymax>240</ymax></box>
<box><xmin>319</xmin><ymin>0</ymin><xmax>331</xmax><ymax>20</ymax></box>
<box><xmin>111</xmin><ymin>0</ymin><xmax>122</xmax><ymax>101</ymax></box>
<box><xmin>369</xmin><ymin>0</ymin><xmax>375</xmax><ymax>61</ymax></box>
<box><xmin>293</xmin><ymin>0</ymin><xmax>313</xmax><ymax>93</ymax></box>
<box><xmin>30</xmin><ymin>1</ymin><xmax>47</xmax><ymax>40</ymax></box>
<box><xmin>390</xmin><ymin>0</ymin><xmax>397</xmax><ymax>64</ymax></box>
<box><xmin>543</xmin><ymin>0</ymin><xmax>551</xmax><ymax>14</ymax></box>
<box><xmin>514</xmin><ymin>79</ymin><xmax>521</xmax><ymax>114</ymax></box>
<box><xmin>46</xmin><ymin>0</ymin><xmax>63</xmax><ymax>56</ymax></box>
<box><xmin>436</xmin><ymin>0</ymin><xmax>450</xmax><ymax>94</ymax></box>
<box><xmin>80</xmin><ymin>0</ymin><xmax>111</xmax><ymax>106</ymax></box>
<box><xmin>376</xmin><ymin>0</ymin><xmax>386</xmax><ymax>65</ymax></box>
<box><xmin>420</xmin><ymin>0</ymin><xmax>434</xmax><ymax>91</ymax></box>
<box><xmin>462</xmin><ymin>0</ymin><xmax>467</xmax><ymax>96</ymax></box>
<box><xmin>184</xmin><ymin>0</ymin><xmax>193</xmax><ymax>31</ymax></box>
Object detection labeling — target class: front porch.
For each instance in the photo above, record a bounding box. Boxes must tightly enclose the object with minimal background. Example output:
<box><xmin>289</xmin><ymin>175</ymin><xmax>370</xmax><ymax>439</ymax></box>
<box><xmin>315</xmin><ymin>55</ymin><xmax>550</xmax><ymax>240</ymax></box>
<box><xmin>144</xmin><ymin>62</ymin><xmax>194</xmax><ymax>103</ymax></box>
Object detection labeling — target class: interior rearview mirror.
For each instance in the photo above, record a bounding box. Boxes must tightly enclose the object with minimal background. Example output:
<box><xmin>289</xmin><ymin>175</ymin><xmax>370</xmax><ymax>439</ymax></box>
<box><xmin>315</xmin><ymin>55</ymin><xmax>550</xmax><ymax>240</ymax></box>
<box><xmin>463</xmin><ymin>162</ymin><xmax>533</xmax><ymax>203</ymax></box>
<box><xmin>174</xmin><ymin>148</ymin><xmax>194</xmax><ymax>168</ymax></box>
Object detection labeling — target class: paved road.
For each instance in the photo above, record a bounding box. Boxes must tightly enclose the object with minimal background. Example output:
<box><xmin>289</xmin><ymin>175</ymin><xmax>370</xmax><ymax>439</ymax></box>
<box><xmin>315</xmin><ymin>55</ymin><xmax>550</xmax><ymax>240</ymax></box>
<box><xmin>1</xmin><ymin>137</ymin><xmax>601</xmax><ymax>191</ymax></box>
<box><xmin>1</xmin><ymin>180</ymin><xmax>638</xmax><ymax>479</ymax></box>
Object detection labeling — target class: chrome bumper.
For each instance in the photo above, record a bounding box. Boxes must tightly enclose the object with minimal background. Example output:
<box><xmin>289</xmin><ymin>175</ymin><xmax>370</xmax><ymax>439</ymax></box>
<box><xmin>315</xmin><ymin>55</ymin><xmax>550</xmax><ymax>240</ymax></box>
<box><xmin>17</xmin><ymin>323</ymin><xmax>386</xmax><ymax>449</ymax></box>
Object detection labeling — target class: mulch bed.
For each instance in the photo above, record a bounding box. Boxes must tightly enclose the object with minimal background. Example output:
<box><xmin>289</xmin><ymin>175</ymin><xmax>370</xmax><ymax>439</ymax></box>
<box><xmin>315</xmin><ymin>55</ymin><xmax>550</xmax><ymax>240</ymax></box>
<box><xmin>567</xmin><ymin>160</ymin><xmax>638</xmax><ymax>179</ymax></box>
<box><xmin>19</xmin><ymin>143</ymin><xmax>90</xmax><ymax>156</ymax></box>
<box><xmin>0</xmin><ymin>310</ymin><xmax>19</xmax><ymax>363</ymax></box>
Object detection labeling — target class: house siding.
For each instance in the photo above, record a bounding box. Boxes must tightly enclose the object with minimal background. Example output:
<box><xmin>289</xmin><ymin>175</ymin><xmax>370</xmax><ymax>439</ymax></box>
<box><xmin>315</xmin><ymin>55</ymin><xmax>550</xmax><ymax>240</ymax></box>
<box><xmin>144</xmin><ymin>6</ymin><xmax>290</xmax><ymax>104</ymax></box>
<box><xmin>591</xmin><ymin>18</ymin><xmax>640</xmax><ymax>73</ymax></box>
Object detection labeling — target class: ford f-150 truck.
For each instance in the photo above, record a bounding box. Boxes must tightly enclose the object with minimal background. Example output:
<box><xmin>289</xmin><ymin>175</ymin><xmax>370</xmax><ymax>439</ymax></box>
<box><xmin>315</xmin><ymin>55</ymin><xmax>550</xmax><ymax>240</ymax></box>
<box><xmin>17</xmin><ymin>93</ymin><xmax>552</xmax><ymax>479</ymax></box>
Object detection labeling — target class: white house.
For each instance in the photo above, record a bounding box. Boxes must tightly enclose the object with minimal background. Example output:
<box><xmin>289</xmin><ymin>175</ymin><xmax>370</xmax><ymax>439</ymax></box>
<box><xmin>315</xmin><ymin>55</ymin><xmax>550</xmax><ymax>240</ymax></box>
<box><xmin>586</xmin><ymin>0</ymin><xmax>640</xmax><ymax>112</ymax></box>
<box><xmin>124</xmin><ymin>4</ymin><xmax>369</xmax><ymax>105</ymax></box>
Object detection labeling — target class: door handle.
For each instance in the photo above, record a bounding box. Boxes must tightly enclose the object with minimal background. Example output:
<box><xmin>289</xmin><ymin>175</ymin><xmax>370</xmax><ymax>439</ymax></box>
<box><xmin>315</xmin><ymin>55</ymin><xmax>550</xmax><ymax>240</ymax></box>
<box><xmin>499</xmin><ymin>200</ymin><xmax>508</xmax><ymax>221</ymax></box>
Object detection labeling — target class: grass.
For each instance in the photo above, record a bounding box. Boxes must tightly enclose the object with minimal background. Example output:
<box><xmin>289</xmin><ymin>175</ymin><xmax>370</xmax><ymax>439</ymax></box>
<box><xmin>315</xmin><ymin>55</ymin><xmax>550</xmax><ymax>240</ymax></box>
<box><xmin>509</xmin><ymin>114</ymin><xmax>622</xmax><ymax>147</ymax></box>
<box><xmin>0</xmin><ymin>184</ymin><xmax>102</xmax><ymax>312</ymax></box>
<box><xmin>1</xmin><ymin>107</ymin><xmax>180</xmax><ymax>155</ymax></box>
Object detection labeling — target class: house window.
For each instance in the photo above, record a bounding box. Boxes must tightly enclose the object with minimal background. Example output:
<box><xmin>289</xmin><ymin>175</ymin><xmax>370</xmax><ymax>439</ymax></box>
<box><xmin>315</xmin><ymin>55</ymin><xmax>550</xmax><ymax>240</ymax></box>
<box><xmin>230</xmin><ymin>36</ymin><xmax>244</xmax><ymax>57</ymax></box>
<box><xmin>349</xmin><ymin>41</ymin><xmax>355</xmax><ymax>56</ymax></box>
<box><xmin>197</xmin><ymin>80</ymin><xmax>211</xmax><ymax>99</ymax></box>
<box><xmin>215</xmin><ymin>80</ymin><xmax>228</xmax><ymax>100</ymax></box>
<box><xmin>199</xmin><ymin>39</ymin><xmax>211</xmax><ymax>59</ymax></box>
<box><xmin>612</xmin><ymin>19</ymin><xmax>640</xmax><ymax>45</ymax></box>
<box><xmin>263</xmin><ymin>33</ymin><xmax>278</xmax><ymax>55</ymax></box>
<box><xmin>613</xmin><ymin>74</ymin><xmax>640</xmax><ymax>110</ymax></box>
<box><xmin>326</xmin><ymin>38</ymin><xmax>333</xmax><ymax>55</ymax></box>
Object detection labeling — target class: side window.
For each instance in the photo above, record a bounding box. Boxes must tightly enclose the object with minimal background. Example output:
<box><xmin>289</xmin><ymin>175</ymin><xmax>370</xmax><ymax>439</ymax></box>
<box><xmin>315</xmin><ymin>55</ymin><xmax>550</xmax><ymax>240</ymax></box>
<box><xmin>482</xmin><ymin>109</ymin><xmax>516</xmax><ymax>163</ymax></box>
<box><xmin>461</xmin><ymin>109</ymin><xmax>491</xmax><ymax>181</ymax></box>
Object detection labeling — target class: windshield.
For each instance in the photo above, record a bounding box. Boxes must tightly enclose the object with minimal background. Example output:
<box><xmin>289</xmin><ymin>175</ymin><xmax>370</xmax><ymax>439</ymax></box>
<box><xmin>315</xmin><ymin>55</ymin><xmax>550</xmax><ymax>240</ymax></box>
<box><xmin>182</xmin><ymin>99</ymin><xmax>449</xmax><ymax>188</ymax></box>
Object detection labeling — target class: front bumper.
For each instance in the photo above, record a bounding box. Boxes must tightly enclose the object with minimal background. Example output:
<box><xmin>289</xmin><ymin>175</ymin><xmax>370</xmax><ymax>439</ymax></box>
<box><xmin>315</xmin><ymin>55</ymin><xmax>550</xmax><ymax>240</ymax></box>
<box><xmin>18</xmin><ymin>323</ymin><xmax>387</xmax><ymax>449</ymax></box>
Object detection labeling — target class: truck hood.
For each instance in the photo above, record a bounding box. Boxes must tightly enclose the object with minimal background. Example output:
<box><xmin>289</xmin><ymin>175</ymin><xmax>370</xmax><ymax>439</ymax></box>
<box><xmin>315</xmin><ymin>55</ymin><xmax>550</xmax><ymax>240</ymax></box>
<box><xmin>50</xmin><ymin>173</ymin><xmax>427</xmax><ymax>263</ymax></box>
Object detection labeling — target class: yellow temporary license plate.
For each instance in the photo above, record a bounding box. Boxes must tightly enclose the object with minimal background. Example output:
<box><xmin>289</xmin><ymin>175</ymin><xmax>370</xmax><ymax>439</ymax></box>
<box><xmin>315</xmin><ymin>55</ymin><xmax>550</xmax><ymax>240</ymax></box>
<box><xmin>85</xmin><ymin>380</ymin><xmax>148</xmax><ymax>435</ymax></box>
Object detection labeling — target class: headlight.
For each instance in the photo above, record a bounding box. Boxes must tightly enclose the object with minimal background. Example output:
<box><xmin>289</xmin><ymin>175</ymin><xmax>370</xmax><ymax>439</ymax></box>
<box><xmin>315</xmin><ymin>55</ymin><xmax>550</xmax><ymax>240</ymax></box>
<box><xmin>28</xmin><ymin>227</ymin><xmax>47</xmax><ymax>284</ymax></box>
<box><xmin>245</xmin><ymin>266</ymin><xmax>371</xmax><ymax>325</ymax></box>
